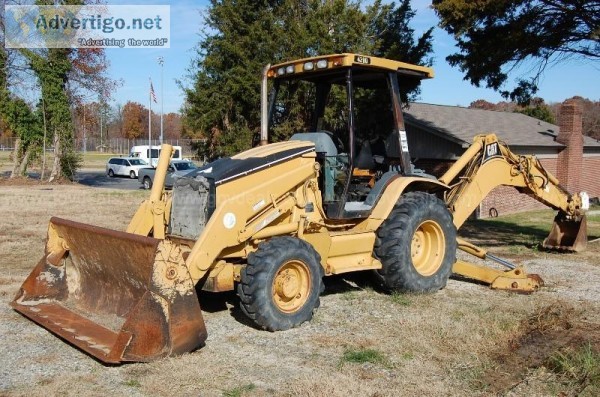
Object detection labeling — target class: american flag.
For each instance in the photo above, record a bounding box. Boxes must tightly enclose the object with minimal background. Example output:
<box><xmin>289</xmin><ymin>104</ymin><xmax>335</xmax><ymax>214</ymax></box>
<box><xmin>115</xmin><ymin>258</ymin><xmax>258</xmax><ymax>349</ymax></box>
<box><xmin>150</xmin><ymin>79</ymin><xmax>157</xmax><ymax>103</ymax></box>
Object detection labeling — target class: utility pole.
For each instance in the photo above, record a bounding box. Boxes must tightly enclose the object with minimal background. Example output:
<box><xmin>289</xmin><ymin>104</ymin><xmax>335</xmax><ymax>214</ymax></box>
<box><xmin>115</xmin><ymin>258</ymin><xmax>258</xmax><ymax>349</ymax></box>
<box><xmin>149</xmin><ymin>78</ymin><xmax>153</xmax><ymax>166</ymax></box>
<box><xmin>100</xmin><ymin>103</ymin><xmax>103</xmax><ymax>153</ymax></box>
<box><xmin>83</xmin><ymin>103</ymin><xmax>86</xmax><ymax>154</ymax></box>
<box><xmin>158</xmin><ymin>56</ymin><xmax>164</xmax><ymax>144</ymax></box>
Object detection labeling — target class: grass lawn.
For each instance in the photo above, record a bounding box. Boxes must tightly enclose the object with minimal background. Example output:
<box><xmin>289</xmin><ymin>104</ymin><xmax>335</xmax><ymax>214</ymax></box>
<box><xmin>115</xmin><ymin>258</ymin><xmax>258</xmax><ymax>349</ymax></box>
<box><xmin>0</xmin><ymin>150</ymin><xmax>122</xmax><ymax>172</ymax></box>
<box><xmin>80</xmin><ymin>151</ymin><xmax>118</xmax><ymax>169</ymax></box>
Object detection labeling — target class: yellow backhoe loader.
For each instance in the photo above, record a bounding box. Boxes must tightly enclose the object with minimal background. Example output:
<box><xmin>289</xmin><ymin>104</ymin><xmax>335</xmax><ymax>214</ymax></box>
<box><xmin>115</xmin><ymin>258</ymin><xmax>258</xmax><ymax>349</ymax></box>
<box><xmin>12</xmin><ymin>54</ymin><xmax>588</xmax><ymax>363</ymax></box>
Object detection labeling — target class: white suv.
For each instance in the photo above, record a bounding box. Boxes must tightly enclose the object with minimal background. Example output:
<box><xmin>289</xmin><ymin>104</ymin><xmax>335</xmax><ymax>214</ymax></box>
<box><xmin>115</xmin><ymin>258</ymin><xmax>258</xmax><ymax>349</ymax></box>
<box><xmin>106</xmin><ymin>157</ymin><xmax>149</xmax><ymax>178</ymax></box>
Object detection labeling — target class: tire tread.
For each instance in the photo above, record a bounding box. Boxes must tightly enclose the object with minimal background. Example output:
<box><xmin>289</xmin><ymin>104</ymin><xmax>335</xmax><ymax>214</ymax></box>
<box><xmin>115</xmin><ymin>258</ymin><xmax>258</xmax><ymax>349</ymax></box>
<box><xmin>237</xmin><ymin>236</ymin><xmax>324</xmax><ymax>331</ymax></box>
<box><xmin>374</xmin><ymin>192</ymin><xmax>456</xmax><ymax>293</ymax></box>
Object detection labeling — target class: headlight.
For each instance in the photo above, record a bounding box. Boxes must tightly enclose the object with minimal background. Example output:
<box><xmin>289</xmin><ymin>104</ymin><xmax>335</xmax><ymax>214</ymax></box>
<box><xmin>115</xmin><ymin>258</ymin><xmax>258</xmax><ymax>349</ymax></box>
<box><xmin>286</xmin><ymin>65</ymin><xmax>294</xmax><ymax>74</ymax></box>
<box><xmin>316</xmin><ymin>59</ymin><xmax>328</xmax><ymax>69</ymax></box>
<box><xmin>303</xmin><ymin>62</ymin><xmax>314</xmax><ymax>71</ymax></box>
<box><xmin>277</xmin><ymin>67</ymin><xmax>286</xmax><ymax>76</ymax></box>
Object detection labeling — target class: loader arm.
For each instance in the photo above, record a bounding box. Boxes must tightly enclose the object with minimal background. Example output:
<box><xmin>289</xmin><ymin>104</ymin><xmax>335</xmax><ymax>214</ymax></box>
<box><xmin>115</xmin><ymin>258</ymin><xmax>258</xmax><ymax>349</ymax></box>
<box><xmin>126</xmin><ymin>144</ymin><xmax>174</xmax><ymax>239</ymax></box>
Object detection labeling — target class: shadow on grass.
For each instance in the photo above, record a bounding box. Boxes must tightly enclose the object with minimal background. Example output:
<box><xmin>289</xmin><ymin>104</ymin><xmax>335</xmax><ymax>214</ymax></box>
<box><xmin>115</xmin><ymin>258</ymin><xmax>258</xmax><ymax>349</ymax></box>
<box><xmin>461</xmin><ymin>219</ymin><xmax>555</xmax><ymax>248</ymax></box>
<box><xmin>461</xmin><ymin>217</ymin><xmax>597</xmax><ymax>249</ymax></box>
<box><xmin>197</xmin><ymin>289</ymin><xmax>261</xmax><ymax>329</ymax></box>
<box><xmin>197</xmin><ymin>290</ymin><xmax>237</xmax><ymax>313</ymax></box>
<box><xmin>322</xmin><ymin>271</ymin><xmax>374</xmax><ymax>296</ymax></box>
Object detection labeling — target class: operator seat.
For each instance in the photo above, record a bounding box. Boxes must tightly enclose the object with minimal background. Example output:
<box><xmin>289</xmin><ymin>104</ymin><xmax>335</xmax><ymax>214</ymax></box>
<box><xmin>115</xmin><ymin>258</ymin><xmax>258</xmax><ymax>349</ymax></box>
<box><xmin>354</xmin><ymin>140</ymin><xmax>375</xmax><ymax>170</ymax></box>
<box><xmin>290</xmin><ymin>132</ymin><xmax>339</xmax><ymax>202</ymax></box>
<box><xmin>290</xmin><ymin>132</ymin><xmax>338</xmax><ymax>157</ymax></box>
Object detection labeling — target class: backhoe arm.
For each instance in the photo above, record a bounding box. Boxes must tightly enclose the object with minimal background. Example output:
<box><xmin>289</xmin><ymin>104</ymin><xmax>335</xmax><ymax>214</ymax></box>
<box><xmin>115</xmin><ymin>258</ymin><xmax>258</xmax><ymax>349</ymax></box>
<box><xmin>439</xmin><ymin>134</ymin><xmax>588</xmax><ymax>230</ymax></box>
<box><xmin>438</xmin><ymin>134</ymin><xmax>588</xmax><ymax>293</ymax></box>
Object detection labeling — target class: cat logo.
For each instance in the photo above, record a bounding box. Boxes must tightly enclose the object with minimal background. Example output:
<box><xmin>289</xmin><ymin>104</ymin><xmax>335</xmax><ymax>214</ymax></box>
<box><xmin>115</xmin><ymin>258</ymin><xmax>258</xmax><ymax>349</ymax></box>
<box><xmin>482</xmin><ymin>142</ymin><xmax>502</xmax><ymax>163</ymax></box>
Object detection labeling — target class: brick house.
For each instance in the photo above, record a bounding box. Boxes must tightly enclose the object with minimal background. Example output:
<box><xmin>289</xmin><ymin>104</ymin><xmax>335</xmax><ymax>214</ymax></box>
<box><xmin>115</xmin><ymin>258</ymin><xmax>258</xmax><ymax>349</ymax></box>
<box><xmin>403</xmin><ymin>101</ymin><xmax>600</xmax><ymax>218</ymax></box>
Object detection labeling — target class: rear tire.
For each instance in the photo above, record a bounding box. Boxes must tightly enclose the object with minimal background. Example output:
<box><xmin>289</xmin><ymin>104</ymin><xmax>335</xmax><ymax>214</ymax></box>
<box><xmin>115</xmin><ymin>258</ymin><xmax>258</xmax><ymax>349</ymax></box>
<box><xmin>130</xmin><ymin>170</ymin><xmax>136</xmax><ymax>179</ymax></box>
<box><xmin>143</xmin><ymin>177</ymin><xmax>152</xmax><ymax>190</ymax></box>
<box><xmin>108</xmin><ymin>169</ymin><xmax>114</xmax><ymax>177</ymax></box>
<box><xmin>238</xmin><ymin>236</ymin><xmax>324</xmax><ymax>331</ymax></box>
<box><xmin>374</xmin><ymin>192</ymin><xmax>456</xmax><ymax>293</ymax></box>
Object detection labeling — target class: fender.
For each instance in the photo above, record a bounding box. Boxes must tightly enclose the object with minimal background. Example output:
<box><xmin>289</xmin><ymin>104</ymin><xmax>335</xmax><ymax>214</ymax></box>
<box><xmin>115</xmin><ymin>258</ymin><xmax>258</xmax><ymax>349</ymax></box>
<box><xmin>358</xmin><ymin>176</ymin><xmax>449</xmax><ymax>232</ymax></box>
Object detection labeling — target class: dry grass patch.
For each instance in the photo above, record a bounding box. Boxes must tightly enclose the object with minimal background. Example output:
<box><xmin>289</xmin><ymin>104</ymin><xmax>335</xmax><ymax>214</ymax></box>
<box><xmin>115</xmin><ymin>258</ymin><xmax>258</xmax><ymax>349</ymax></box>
<box><xmin>472</xmin><ymin>302</ymin><xmax>600</xmax><ymax>395</ymax></box>
<box><xmin>389</xmin><ymin>292</ymin><xmax>413</xmax><ymax>306</ymax></box>
<box><xmin>0</xmin><ymin>185</ymin><xmax>145</xmax><ymax>272</ymax></box>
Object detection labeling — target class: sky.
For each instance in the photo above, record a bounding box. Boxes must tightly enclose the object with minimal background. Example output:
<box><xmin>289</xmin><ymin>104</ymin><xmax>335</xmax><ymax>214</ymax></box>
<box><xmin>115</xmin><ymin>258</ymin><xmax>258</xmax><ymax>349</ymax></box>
<box><xmin>103</xmin><ymin>0</ymin><xmax>600</xmax><ymax>114</ymax></box>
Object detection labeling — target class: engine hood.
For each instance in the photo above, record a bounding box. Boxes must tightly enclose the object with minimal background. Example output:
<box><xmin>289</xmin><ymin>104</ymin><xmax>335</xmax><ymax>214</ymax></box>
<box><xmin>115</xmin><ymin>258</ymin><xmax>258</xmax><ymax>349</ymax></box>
<box><xmin>187</xmin><ymin>141</ymin><xmax>315</xmax><ymax>186</ymax></box>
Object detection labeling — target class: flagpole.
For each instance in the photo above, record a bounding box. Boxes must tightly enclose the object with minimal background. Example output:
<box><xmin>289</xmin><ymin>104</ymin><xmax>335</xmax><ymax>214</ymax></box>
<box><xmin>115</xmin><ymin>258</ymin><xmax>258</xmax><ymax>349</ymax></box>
<box><xmin>148</xmin><ymin>78</ymin><xmax>152</xmax><ymax>167</ymax></box>
<box><xmin>158</xmin><ymin>56</ymin><xmax>164</xmax><ymax>144</ymax></box>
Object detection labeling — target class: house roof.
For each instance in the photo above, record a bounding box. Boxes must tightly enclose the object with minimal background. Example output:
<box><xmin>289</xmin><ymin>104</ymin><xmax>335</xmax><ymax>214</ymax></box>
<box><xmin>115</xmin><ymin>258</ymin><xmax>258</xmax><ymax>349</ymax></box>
<box><xmin>403</xmin><ymin>103</ymin><xmax>600</xmax><ymax>148</ymax></box>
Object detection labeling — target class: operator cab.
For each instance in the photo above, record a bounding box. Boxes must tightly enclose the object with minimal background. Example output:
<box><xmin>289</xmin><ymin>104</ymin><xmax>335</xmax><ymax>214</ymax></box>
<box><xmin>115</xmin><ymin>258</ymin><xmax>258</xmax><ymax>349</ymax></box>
<box><xmin>265</xmin><ymin>54</ymin><xmax>434</xmax><ymax>219</ymax></box>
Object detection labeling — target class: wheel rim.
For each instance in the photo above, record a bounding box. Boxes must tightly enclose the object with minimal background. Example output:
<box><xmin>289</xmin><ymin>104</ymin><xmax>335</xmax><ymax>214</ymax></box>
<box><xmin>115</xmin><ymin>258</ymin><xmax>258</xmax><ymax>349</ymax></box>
<box><xmin>272</xmin><ymin>260</ymin><xmax>311</xmax><ymax>313</ymax></box>
<box><xmin>411</xmin><ymin>220</ymin><xmax>445</xmax><ymax>276</ymax></box>
<box><xmin>144</xmin><ymin>179</ymin><xmax>150</xmax><ymax>189</ymax></box>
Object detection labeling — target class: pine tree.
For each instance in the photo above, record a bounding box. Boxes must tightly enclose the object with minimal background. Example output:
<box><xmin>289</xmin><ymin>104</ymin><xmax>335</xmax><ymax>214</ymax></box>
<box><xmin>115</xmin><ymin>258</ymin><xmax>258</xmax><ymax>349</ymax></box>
<box><xmin>183</xmin><ymin>0</ymin><xmax>434</xmax><ymax>160</ymax></box>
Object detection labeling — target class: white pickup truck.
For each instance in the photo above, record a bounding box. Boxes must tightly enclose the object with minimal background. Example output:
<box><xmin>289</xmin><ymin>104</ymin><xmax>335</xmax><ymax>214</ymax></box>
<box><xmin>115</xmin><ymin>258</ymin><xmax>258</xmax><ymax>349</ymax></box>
<box><xmin>138</xmin><ymin>159</ymin><xmax>198</xmax><ymax>189</ymax></box>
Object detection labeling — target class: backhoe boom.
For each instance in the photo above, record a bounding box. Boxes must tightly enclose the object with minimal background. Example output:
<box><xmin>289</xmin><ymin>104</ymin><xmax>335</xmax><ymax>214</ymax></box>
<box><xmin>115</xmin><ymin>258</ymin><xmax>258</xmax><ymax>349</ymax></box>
<box><xmin>440</xmin><ymin>134</ymin><xmax>587</xmax><ymax>231</ymax></box>
<box><xmin>439</xmin><ymin>134</ymin><xmax>588</xmax><ymax>292</ymax></box>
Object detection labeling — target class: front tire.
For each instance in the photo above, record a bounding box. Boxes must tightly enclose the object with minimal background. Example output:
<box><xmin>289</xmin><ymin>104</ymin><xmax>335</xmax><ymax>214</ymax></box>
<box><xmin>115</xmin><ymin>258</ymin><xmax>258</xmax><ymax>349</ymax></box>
<box><xmin>107</xmin><ymin>169</ymin><xmax>114</xmax><ymax>177</ymax></box>
<box><xmin>374</xmin><ymin>192</ymin><xmax>456</xmax><ymax>293</ymax></box>
<box><xmin>238</xmin><ymin>237</ymin><xmax>324</xmax><ymax>331</ymax></box>
<box><xmin>143</xmin><ymin>176</ymin><xmax>152</xmax><ymax>190</ymax></box>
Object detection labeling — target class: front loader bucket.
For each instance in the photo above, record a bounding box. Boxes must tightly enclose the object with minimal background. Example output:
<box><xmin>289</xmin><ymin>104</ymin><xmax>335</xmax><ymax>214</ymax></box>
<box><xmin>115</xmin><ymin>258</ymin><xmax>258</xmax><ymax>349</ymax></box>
<box><xmin>11</xmin><ymin>217</ymin><xmax>207</xmax><ymax>363</ymax></box>
<box><xmin>542</xmin><ymin>214</ymin><xmax>588</xmax><ymax>252</ymax></box>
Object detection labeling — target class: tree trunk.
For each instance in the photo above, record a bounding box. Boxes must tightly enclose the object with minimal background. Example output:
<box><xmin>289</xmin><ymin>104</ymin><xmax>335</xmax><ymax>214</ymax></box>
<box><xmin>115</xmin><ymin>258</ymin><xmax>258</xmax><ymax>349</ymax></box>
<box><xmin>17</xmin><ymin>146</ymin><xmax>32</xmax><ymax>176</ymax></box>
<box><xmin>41</xmin><ymin>99</ymin><xmax>48</xmax><ymax>180</ymax></box>
<box><xmin>10</xmin><ymin>138</ymin><xmax>22</xmax><ymax>178</ymax></box>
<box><xmin>48</xmin><ymin>130</ymin><xmax>61</xmax><ymax>182</ymax></box>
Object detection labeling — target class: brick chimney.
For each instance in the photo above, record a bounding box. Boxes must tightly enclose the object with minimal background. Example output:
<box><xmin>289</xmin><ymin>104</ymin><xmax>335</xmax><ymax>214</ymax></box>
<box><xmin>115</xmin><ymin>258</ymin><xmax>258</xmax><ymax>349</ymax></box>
<box><xmin>556</xmin><ymin>99</ymin><xmax>583</xmax><ymax>193</ymax></box>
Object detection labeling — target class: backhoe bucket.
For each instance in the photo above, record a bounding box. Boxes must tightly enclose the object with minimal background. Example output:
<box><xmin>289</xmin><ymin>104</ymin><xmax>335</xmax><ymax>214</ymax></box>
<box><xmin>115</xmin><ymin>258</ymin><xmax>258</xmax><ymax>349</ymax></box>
<box><xmin>542</xmin><ymin>214</ymin><xmax>587</xmax><ymax>252</ymax></box>
<box><xmin>11</xmin><ymin>217</ymin><xmax>207</xmax><ymax>363</ymax></box>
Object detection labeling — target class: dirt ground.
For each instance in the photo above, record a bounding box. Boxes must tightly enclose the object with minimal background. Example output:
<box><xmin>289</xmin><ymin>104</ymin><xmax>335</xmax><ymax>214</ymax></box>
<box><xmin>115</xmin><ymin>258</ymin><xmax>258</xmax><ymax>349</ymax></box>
<box><xmin>0</xmin><ymin>184</ymin><xmax>599</xmax><ymax>396</ymax></box>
